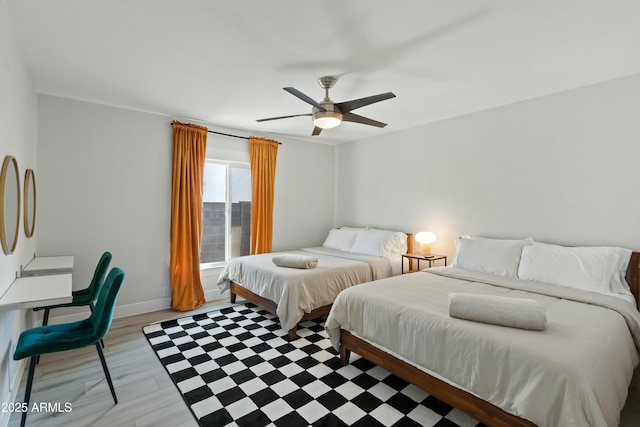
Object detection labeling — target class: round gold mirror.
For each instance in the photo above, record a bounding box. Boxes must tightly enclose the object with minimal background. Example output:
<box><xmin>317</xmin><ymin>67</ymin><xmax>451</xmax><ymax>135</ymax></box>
<box><xmin>1</xmin><ymin>156</ymin><xmax>20</xmax><ymax>254</ymax></box>
<box><xmin>24</xmin><ymin>169</ymin><xmax>36</xmax><ymax>238</ymax></box>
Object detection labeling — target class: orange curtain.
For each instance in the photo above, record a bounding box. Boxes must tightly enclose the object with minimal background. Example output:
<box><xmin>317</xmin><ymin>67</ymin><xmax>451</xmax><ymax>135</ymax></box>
<box><xmin>249</xmin><ymin>137</ymin><xmax>279</xmax><ymax>254</ymax></box>
<box><xmin>169</xmin><ymin>121</ymin><xmax>207</xmax><ymax>311</ymax></box>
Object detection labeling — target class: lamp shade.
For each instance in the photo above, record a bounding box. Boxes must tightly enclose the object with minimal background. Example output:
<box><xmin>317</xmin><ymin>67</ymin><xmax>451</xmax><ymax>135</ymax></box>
<box><xmin>415</xmin><ymin>232</ymin><xmax>436</xmax><ymax>244</ymax></box>
<box><xmin>415</xmin><ymin>231</ymin><xmax>436</xmax><ymax>255</ymax></box>
<box><xmin>313</xmin><ymin>111</ymin><xmax>343</xmax><ymax>129</ymax></box>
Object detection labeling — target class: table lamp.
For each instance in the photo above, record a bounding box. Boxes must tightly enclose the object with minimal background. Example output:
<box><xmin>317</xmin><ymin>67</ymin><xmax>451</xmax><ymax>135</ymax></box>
<box><xmin>415</xmin><ymin>231</ymin><xmax>436</xmax><ymax>255</ymax></box>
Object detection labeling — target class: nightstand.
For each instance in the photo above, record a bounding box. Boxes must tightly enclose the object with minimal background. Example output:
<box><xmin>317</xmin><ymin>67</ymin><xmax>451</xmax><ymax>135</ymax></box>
<box><xmin>401</xmin><ymin>253</ymin><xmax>447</xmax><ymax>274</ymax></box>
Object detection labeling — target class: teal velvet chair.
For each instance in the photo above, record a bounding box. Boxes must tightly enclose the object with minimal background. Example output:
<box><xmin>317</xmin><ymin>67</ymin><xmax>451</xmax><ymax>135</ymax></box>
<box><xmin>33</xmin><ymin>251</ymin><xmax>111</xmax><ymax>351</ymax></box>
<box><xmin>34</xmin><ymin>251</ymin><xmax>112</xmax><ymax>327</ymax></box>
<box><xmin>14</xmin><ymin>267</ymin><xmax>125</xmax><ymax>427</ymax></box>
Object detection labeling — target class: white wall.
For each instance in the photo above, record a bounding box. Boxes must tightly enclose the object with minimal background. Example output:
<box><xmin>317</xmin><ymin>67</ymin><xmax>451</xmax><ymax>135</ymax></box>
<box><xmin>271</xmin><ymin>138</ymin><xmax>336</xmax><ymax>250</ymax></box>
<box><xmin>0</xmin><ymin>0</ymin><xmax>38</xmax><ymax>422</ymax></box>
<box><xmin>37</xmin><ymin>96</ymin><xmax>172</xmax><ymax>316</ymax></box>
<box><xmin>36</xmin><ymin>95</ymin><xmax>335</xmax><ymax>317</ymax></box>
<box><xmin>336</xmin><ymin>73</ymin><xmax>640</xmax><ymax>257</ymax></box>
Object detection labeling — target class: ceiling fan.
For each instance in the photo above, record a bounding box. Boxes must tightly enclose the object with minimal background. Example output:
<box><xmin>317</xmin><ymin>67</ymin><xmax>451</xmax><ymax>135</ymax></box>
<box><xmin>257</xmin><ymin>76</ymin><xmax>396</xmax><ymax>136</ymax></box>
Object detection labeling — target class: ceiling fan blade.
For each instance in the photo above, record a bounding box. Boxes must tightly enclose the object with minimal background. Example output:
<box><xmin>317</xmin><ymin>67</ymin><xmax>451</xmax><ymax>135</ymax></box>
<box><xmin>283</xmin><ymin>87</ymin><xmax>326</xmax><ymax>110</ymax></box>
<box><xmin>336</xmin><ymin>92</ymin><xmax>396</xmax><ymax>113</ymax></box>
<box><xmin>312</xmin><ymin>126</ymin><xmax>323</xmax><ymax>136</ymax></box>
<box><xmin>256</xmin><ymin>113</ymin><xmax>312</xmax><ymax>123</ymax></box>
<box><xmin>342</xmin><ymin>112</ymin><xmax>387</xmax><ymax>128</ymax></box>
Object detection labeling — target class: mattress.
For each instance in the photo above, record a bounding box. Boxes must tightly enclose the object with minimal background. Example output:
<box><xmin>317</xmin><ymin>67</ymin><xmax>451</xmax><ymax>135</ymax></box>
<box><xmin>325</xmin><ymin>267</ymin><xmax>640</xmax><ymax>426</ymax></box>
<box><xmin>217</xmin><ymin>247</ymin><xmax>394</xmax><ymax>331</ymax></box>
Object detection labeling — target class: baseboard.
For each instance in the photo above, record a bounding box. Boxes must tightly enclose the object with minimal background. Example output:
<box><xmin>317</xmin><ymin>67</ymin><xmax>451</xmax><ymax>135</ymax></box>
<box><xmin>1</xmin><ymin>357</ymin><xmax>27</xmax><ymax>427</ymax></box>
<box><xmin>46</xmin><ymin>289</ymin><xmax>227</xmax><ymax>324</ymax></box>
<box><xmin>0</xmin><ymin>406</ymin><xmax>8</xmax><ymax>427</ymax></box>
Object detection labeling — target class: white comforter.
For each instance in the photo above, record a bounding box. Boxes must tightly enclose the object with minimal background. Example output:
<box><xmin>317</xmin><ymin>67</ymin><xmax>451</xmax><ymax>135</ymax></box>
<box><xmin>217</xmin><ymin>247</ymin><xmax>392</xmax><ymax>331</ymax></box>
<box><xmin>325</xmin><ymin>267</ymin><xmax>640</xmax><ymax>427</ymax></box>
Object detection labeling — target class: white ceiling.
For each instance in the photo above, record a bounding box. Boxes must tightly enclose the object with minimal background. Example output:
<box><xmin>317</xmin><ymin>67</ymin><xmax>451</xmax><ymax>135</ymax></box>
<box><xmin>7</xmin><ymin>0</ymin><xmax>640</xmax><ymax>145</ymax></box>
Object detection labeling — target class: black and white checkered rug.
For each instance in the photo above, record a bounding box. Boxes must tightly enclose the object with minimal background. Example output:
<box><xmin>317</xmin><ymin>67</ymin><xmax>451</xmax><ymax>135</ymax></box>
<box><xmin>143</xmin><ymin>304</ymin><xmax>483</xmax><ymax>427</ymax></box>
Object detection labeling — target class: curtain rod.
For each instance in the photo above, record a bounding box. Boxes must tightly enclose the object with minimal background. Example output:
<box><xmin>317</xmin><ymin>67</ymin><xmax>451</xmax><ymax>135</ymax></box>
<box><xmin>171</xmin><ymin>123</ymin><xmax>282</xmax><ymax>144</ymax></box>
<box><xmin>209</xmin><ymin>129</ymin><xmax>249</xmax><ymax>140</ymax></box>
<box><xmin>208</xmin><ymin>129</ymin><xmax>282</xmax><ymax>145</ymax></box>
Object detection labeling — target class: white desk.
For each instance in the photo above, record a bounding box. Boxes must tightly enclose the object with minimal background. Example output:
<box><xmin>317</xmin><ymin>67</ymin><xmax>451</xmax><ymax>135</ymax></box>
<box><xmin>0</xmin><ymin>273</ymin><xmax>73</xmax><ymax>311</ymax></box>
<box><xmin>21</xmin><ymin>255</ymin><xmax>74</xmax><ymax>276</ymax></box>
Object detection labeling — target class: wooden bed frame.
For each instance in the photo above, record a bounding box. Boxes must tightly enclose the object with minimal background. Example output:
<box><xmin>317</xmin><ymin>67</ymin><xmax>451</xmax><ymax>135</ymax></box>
<box><xmin>230</xmin><ymin>282</ymin><xmax>332</xmax><ymax>340</ymax></box>
<box><xmin>229</xmin><ymin>231</ymin><xmax>413</xmax><ymax>340</ymax></box>
<box><xmin>339</xmin><ymin>251</ymin><xmax>640</xmax><ymax>427</ymax></box>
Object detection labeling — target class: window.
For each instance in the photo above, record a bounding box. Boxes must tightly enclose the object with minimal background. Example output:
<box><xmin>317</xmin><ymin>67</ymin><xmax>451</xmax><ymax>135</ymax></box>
<box><xmin>200</xmin><ymin>160</ymin><xmax>251</xmax><ymax>267</ymax></box>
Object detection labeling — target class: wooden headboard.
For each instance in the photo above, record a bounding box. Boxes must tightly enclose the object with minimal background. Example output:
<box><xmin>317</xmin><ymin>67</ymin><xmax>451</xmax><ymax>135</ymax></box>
<box><xmin>629</xmin><ymin>252</ymin><xmax>639</xmax><ymax>309</ymax></box>
<box><xmin>406</xmin><ymin>233</ymin><xmax>413</xmax><ymax>254</ymax></box>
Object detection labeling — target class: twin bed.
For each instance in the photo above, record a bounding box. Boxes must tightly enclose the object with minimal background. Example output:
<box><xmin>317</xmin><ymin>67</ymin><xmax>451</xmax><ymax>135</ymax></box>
<box><xmin>217</xmin><ymin>227</ymin><xmax>410</xmax><ymax>339</ymax></box>
<box><xmin>218</xmin><ymin>231</ymin><xmax>640</xmax><ymax>426</ymax></box>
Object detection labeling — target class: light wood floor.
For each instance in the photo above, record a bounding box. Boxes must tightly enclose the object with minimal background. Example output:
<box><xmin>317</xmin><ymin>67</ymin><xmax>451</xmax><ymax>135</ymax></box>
<box><xmin>8</xmin><ymin>299</ymin><xmax>640</xmax><ymax>427</ymax></box>
<box><xmin>7</xmin><ymin>299</ymin><xmax>233</xmax><ymax>427</ymax></box>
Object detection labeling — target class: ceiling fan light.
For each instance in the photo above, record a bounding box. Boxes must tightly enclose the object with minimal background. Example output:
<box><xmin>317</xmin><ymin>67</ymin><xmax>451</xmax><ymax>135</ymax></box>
<box><xmin>313</xmin><ymin>111</ymin><xmax>343</xmax><ymax>129</ymax></box>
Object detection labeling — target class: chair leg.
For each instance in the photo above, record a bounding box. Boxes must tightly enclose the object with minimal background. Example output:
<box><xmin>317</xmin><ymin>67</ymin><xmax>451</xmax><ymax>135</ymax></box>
<box><xmin>36</xmin><ymin>309</ymin><xmax>51</xmax><ymax>365</ymax></box>
<box><xmin>95</xmin><ymin>343</ymin><xmax>118</xmax><ymax>405</ymax></box>
<box><xmin>89</xmin><ymin>303</ymin><xmax>105</xmax><ymax>348</ymax></box>
<box><xmin>20</xmin><ymin>357</ymin><xmax>37</xmax><ymax>427</ymax></box>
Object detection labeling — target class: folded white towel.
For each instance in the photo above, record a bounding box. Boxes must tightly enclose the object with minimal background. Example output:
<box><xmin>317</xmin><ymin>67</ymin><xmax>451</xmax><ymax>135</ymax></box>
<box><xmin>272</xmin><ymin>254</ymin><xmax>318</xmax><ymax>269</ymax></box>
<box><xmin>448</xmin><ymin>292</ymin><xmax>547</xmax><ymax>331</ymax></box>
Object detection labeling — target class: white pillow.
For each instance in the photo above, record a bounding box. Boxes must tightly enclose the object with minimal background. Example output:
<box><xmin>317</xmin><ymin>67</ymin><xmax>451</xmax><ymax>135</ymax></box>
<box><xmin>611</xmin><ymin>247</ymin><xmax>633</xmax><ymax>297</ymax></box>
<box><xmin>518</xmin><ymin>242</ymin><xmax>634</xmax><ymax>301</ymax></box>
<box><xmin>387</xmin><ymin>231</ymin><xmax>408</xmax><ymax>257</ymax></box>
<box><xmin>322</xmin><ymin>228</ymin><xmax>357</xmax><ymax>252</ymax></box>
<box><xmin>451</xmin><ymin>236</ymin><xmax>533</xmax><ymax>277</ymax></box>
<box><xmin>350</xmin><ymin>229</ymin><xmax>407</xmax><ymax>259</ymax></box>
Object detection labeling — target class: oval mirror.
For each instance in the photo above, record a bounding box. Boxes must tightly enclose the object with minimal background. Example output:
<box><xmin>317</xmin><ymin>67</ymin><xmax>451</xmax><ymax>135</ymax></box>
<box><xmin>24</xmin><ymin>169</ymin><xmax>36</xmax><ymax>238</ymax></box>
<box><xmin>0</xmin><ymin>156</ymin><xmax>20</xmax><ymax>254</ymax></box>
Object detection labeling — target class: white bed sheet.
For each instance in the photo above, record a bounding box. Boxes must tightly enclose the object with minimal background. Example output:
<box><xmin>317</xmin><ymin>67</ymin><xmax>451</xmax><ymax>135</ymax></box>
<box><xmin>325</xmin><ymin>267</ymin><xmax>640</xmax><ymax>427</ymax></box>
<box><xmin>217</xmin><ymin>247</ymin><xmax>393</xmax><ymax>331</ymax></box>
